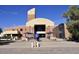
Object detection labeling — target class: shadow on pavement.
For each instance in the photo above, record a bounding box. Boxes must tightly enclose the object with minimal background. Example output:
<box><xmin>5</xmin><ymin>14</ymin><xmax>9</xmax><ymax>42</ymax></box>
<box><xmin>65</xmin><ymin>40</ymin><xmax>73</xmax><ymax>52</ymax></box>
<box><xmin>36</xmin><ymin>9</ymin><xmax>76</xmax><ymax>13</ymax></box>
<box><xmin>0</xmin><ymin>40</ymin><xmax>15</xmax><ymax>45</ymax></box>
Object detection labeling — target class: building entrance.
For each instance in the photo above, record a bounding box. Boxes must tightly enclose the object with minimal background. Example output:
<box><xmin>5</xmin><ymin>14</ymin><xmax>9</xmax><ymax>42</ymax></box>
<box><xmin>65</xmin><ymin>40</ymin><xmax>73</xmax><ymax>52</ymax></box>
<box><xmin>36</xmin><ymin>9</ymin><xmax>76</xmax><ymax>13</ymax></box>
<box><xmin>34</xmin><ymin>25</ymin><xmax>46</xmax><ymax>38</ymax></box>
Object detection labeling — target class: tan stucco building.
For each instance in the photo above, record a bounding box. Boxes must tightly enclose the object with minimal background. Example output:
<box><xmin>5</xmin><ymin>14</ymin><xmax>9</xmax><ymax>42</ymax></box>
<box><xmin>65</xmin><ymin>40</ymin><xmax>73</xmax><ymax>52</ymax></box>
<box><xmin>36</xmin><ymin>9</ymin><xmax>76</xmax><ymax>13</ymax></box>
<box><xmin>1</xmin><ymin>8</ymin><xmax>70</xmax><ymax>41</ymax></box>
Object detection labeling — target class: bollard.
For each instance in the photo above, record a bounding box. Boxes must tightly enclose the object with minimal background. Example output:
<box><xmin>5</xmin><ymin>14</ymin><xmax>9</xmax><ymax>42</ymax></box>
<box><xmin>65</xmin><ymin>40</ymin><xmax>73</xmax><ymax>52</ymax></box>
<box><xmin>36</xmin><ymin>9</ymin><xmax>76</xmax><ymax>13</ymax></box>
<box><xmin>31</xmin><ymin>41</ymin><xmax>40</xmax><ymax>48</ymax></box>
<box><xmin>31</xmin><ymin>42</ymin><xmax>34</xmax><ymax>48</ymax></box>
<box><xmin>35</xmin><ymin>42</ymin><xmax>37</xmax><ymax>47</ymax></box>
<box><xmin>37</xmin><ymin>42</ymin><xmax>40</xmax><ymax>48</ymax></box>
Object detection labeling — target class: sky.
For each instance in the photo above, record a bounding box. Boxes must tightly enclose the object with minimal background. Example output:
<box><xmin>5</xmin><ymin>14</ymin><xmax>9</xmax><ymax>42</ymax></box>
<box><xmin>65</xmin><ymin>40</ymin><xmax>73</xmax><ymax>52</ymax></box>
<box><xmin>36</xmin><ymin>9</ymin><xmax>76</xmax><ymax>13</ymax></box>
<box><xmin>0</xmin><ymin>5</ymin><xmax>69</xmax><ymax>28</ymax></box>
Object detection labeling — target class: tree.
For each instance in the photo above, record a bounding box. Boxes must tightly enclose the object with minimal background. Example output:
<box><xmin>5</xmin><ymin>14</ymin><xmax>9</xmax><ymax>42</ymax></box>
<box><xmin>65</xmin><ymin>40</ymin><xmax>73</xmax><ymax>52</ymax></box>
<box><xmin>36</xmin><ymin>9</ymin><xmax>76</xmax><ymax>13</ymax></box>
<box><xmin>63</xmin><ymin>6</ymin><xmax>79</xmax><ymax>41</ymax></box>
<box><xmin>0</xmin><ymin>28</ymin><xmax>2</xmax><ymax>34</ymax></box>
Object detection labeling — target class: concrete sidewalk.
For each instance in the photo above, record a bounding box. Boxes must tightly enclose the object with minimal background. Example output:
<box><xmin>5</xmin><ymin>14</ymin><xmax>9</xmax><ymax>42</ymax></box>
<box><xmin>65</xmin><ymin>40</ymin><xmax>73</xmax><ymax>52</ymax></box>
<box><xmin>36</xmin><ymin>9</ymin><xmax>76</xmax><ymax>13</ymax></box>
<box><xmin>0</xmin><ymin>40</ymin><xmax>79</xmax><ymax>53</ymax></box>
<box><xmin>0</xmin><ymin>40</ymin><xmax>79</xmax><ymax>48</ymax></box>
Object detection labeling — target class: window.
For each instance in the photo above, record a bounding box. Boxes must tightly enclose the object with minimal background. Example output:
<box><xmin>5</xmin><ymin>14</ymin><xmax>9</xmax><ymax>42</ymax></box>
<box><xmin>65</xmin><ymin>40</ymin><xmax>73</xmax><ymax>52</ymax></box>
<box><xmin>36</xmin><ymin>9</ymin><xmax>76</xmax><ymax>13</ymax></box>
<box><xmin>34</xmin><ymin>25</ymin><xmax>45</xmax><ymax>31</ymax></box>
<box><xmin>20</xmin><ymin>29</ymin><xmax>23</xmax><ymax>31</ymax></box>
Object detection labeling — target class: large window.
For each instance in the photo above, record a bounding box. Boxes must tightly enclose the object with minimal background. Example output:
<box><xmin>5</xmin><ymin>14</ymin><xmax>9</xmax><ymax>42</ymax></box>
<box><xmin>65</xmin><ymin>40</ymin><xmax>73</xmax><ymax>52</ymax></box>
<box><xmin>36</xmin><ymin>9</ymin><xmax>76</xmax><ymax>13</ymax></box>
<box><xmin>34</xmin><ymin>25</ymin><xmax>45</xmax><ymax>31</ymax></box>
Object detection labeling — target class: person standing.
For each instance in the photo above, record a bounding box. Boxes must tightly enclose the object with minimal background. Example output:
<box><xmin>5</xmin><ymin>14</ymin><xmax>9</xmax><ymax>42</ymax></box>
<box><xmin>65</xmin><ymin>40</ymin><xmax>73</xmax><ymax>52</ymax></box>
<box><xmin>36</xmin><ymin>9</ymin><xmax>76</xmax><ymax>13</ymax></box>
<box><xmin>35</xmin><ymin>33</ymin><xmax>39</xmax><ymax>41</ymax></box>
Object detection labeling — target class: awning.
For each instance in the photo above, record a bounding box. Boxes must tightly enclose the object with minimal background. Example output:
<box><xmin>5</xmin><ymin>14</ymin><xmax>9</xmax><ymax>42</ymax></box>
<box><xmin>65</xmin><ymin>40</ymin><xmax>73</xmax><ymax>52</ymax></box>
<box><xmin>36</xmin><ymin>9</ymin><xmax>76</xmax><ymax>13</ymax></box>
<box><xmin>36</xmin><ymin>31</ymin><xmax>46</xmax><ymax>34</ymax></box>
<box><xmin>1</xmin><ymin>30</ymin><xmax>18</xmax><ymax>35</ymax></box>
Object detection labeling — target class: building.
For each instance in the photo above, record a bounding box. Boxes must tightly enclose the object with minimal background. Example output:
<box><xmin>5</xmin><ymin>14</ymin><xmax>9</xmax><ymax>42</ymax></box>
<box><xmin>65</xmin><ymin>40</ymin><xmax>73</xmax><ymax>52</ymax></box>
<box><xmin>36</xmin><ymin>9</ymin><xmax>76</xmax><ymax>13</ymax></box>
<box><xmin>1</xmin><ymin>8</ymin><xmax>70</xmax><ymax>41</ymax></box>
<box><xmin>53</xmin><ymin>23</ymin><xmax>71</xmax><ymax>39</ymax></box>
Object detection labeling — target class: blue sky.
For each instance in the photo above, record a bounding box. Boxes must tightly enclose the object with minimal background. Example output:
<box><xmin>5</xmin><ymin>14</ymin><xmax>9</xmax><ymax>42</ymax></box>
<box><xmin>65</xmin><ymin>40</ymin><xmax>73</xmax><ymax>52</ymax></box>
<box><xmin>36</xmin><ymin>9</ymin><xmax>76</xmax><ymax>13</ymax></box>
<box><xmin>0</xmin><ymin>5</ymin><xmax>69</xmax><ymax>28</ymax></box>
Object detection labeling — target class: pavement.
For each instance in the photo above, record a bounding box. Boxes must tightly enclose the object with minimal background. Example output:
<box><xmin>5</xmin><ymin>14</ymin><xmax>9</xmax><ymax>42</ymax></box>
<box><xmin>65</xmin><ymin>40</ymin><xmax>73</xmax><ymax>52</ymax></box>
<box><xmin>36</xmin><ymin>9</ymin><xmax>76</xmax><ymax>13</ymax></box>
<box><xmin>0</xmin><ymin>40</ymin><xmax>79</xmax><ymax>54</ymax></box>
